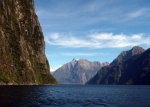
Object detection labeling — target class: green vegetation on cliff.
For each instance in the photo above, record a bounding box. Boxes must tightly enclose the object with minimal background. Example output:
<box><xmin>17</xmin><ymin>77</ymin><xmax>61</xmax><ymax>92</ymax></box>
<box><xmin>0</xmin><ymin>0</ymin><xmax>57</xmax><ymax>85</ymax></box>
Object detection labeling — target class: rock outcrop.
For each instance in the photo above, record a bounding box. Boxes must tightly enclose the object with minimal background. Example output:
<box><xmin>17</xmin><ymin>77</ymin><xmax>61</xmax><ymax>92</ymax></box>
<box><xmin>110</xmin><ymin>46</ymin><xmax>145</xmax><ymax>66</ymax></box>
<box><xmin>0</xmin><ymin>0</ymin><xmax>57</xmax><ymax>85</ymax></box>
<box><xmin>87</xmin><ymin>47</ymin><xmax>150</xmax><ymax>85</ymax></box>
<box><xmin>52</xmin><ymin>59</ymin><xmax>109</xmax><ymax>84</ymax></box>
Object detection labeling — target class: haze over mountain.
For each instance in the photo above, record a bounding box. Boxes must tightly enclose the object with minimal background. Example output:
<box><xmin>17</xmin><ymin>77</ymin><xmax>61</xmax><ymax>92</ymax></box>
<box><xmin>0</xmin><ymin>0</ymin><xmax>57</xmax><ymax>85</ymax></box>
<box><xmin>52</xmin><ymin>59</ymin><xmax>109</xmax><ymax>84</ymax></box>
<box><xmin>87</xmin><ymin>46</ymin><xmax>150</xmax><ymax>85</ymax></box>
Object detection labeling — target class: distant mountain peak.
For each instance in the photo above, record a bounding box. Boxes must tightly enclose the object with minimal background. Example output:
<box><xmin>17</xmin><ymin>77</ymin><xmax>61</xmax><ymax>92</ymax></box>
<box><xmin>110</xmin><ymin>46</ymin><xmax>145</xmax><ymax>66</ymax></box>
<box><xmin>131</xmin><ymin>46</ymin><xmax>144</xmax><ymax>50</ymax></box>
<box><xmin>52</xmin><ymin>59</ymin><xmax>109</xmax><ymax>84</ymax></box>
<box><xmin>78</xmin><ymin>58</ymin><xmax>88</xmax><ymax>61</ymax></box>
<box><xmin>72</xmin><ymin>59</ymin><xmax>78</xmax><ymax>63</ymax></box>
<box><xmin>72</xmin><ymin>59</ymin><xmax>79</xmax><ymax>61</ymax></box>
<box><xmin>131</xmin><ymin>46</ymin><xmax>145</xmax><ymax>55</ymax></box>
<box><xmin>88</xmin><ymin>47</ymin><xmax>150</xmax><ymax>85</ymax></box>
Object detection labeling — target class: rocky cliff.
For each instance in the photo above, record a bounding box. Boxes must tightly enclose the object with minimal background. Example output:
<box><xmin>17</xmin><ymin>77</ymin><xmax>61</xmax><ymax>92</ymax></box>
<box><xmin>87</xmin><ymin>47</ymin><xmax>150</xmax><ymax>85</ymax></box>
<box><xmin>0</xmin><ymin>0</ymin><xmax>57</xmax><ymax>85</ymax></box>
<box><xmin>110</xmin><ymin>46</ymin><xmax>145</xmax><ymax>66</ymax></box>
<box><xmin>52</xmin><ymin>59</ymin><xmax>109</xmax><ymax>84</ymax></box>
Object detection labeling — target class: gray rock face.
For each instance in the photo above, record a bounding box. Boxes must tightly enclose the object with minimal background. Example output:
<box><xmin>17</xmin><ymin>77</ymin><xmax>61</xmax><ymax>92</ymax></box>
<box><xmin>110</xmin><ymin>46</ymin><xmax>145</xmax><ymax>66</ymax></box>
<box><xmin>87</xmin><ymin>47</ymin><xmax>150</xmax><ymax>85</ymax></box>
<box><xmin>52</xmin><ymin>59</ymin><xmax>109</xmax><ymax>84</ymax></box>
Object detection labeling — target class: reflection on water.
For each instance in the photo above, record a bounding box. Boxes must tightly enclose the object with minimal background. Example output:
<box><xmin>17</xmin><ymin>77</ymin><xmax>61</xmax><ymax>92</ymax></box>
<box><xmin>0</xmin><ymin>85</ymin><xmax>150</xmax><ymax>107</ymax></box>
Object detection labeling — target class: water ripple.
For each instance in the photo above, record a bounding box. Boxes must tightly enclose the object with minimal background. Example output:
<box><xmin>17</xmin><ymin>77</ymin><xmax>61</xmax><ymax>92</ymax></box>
<box><xmin>0</xmin><ymin>85</ymin><xmax>150</xmax><ymax>107</ymax></box>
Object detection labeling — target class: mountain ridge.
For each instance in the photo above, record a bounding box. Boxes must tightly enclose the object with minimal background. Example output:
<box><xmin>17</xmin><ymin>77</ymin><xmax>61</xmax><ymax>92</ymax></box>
<box><xmin>52</xmin><ymin>59</ymin><xmax>109</xmax><ymax>84</ymax></box>
<box><xmin>110</xmin><ymin>46</ymin><xmax>145</xmax><ymax>66</ymax></box>
<box><xmin>87</xmin><ymin>47</ymin><xmax>150</xmax><ymax>85</ymax></box>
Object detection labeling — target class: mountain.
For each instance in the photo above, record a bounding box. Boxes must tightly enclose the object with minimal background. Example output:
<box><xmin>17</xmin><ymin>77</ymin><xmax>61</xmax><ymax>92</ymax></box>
<box><xmin>0</xmin><ymin>0</ymin><xmax>57</xmax><ymax>85</ymax></box>
<box><xmin>52</xmin><ymin>59</ymin><xmax>109</xmax><ymax>84</ymax></box>
<box><xmin>110</xmin><ymin>46</ymin><xmax>145</xmax><ymax>66</ymax></box>
<box><xmin>87</xmin><ymin>47</ymin><xmax>150</xmax><ymax>85</ymax></box>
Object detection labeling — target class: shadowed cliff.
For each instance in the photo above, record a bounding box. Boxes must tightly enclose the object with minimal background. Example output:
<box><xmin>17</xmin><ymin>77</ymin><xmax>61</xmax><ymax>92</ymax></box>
<box><xmin>87</xmin><ymin>46</ymin><xmax>150</xmax><ymax>85</ymax></box>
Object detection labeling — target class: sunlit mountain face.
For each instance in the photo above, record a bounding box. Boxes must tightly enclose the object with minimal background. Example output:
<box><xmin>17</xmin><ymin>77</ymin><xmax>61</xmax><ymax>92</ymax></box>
<box><xmin>52</xmin><ymin>59</ymin><xmax>109</xmax><ymax>84</ymax></box>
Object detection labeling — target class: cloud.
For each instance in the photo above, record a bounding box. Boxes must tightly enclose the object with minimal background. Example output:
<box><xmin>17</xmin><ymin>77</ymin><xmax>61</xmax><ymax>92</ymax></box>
<box><xmin>50</xmin><ymin>65</ymin><xmax>62</xmax><ymax>73</ymax></box>
<box><xmin>118</xmin><ymin>8</ymin><xmax>150</xmax><ymax>22</ymax></box>
<box><xmin>128</xmin><ymin>8</ymin><xmax>150</xmax><ymax>19</ymax></box>
<box><xmin>61</xmin><ymin>52</ymin><xmax>110</xmax><ymax>57</ymax></box>
<box><xmin>49</xmin><ymin>33</ymin><xmax>59</xmax><ymax>40</ymax></box>
<box><xmin>45</xmin><ymin>33</ymin><xmax>92</xmax><ymax>48</ymax></box>
<box><xmin>129</xmin><ymin>9</ymin><xmax>144</xmax><ymax>18</ymax></box>
<box><xmin>45</xmin><ymin>32</ymin><xmax>150</xmax><ymax>48</ymax></box>
<box><xmin>88</xmin><ymin>33</ymin><xmax>150</xmax><ymax>48</ymax></box>
<box><xmin>61</xmin><ymin>52</ymin><xmax>98</xmax><ymax>56</ymax></box>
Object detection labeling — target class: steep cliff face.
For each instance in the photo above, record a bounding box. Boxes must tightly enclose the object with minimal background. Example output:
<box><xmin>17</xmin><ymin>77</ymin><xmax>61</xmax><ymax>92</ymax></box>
<box><xmin>0</xmin><ymin>0</ymin><xmax>57</xmax><ymax>84</ymax></box>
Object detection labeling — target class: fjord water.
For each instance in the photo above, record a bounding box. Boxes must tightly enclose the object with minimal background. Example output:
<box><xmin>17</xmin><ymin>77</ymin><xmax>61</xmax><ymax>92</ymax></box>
<box><xmin>0</xmin><ymin>85</ymin><xmax>150</xmax><ymax>107</ymax></box>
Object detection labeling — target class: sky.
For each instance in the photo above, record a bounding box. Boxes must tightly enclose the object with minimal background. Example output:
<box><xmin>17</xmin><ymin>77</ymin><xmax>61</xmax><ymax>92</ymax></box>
<box><xmin>34</xmin><ymin>0</ymin><xmax>150</xmax><ymax>72</ymax></box>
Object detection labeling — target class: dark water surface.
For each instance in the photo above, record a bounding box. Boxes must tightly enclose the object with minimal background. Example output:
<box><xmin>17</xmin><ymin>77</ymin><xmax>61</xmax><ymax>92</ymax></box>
<box><xmin>0</xmin><ymin>85</ymin><xmax>150</xmax><ymax>107</ymax></box>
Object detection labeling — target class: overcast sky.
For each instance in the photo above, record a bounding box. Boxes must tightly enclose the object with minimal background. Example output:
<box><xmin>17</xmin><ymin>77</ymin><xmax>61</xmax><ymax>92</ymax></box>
<box><xmin>34</xmin><ymin>0</ymin><xmax>150</xmax><ymax>72</ymax></box>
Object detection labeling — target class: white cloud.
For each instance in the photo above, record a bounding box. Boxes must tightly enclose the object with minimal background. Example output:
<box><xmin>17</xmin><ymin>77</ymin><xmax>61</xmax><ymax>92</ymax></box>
<box><xmin>61</xmin><ymin>52</ymin><xmax>98</xmax><ymax>56</ymax></box>
<box><xmin>45</xmin><ymin>33</ymin><xmax>92</xmax><ymax>48</ymax></box>
<box><xmin>118</xmin><ymin>8</ymin><xmax>150</xmax><ymax>22</ymax></box>
<box><xmin>49</xmin><ymin>33</ymin><xmax>59</xmax><ymax>40</ymax></box>
<box><xmin>50</xmin><ymin>65</ymin><xmax>62</xmax><ymax>73</ymax></box>
<box><xmin>61</xmin><ymin>52</ymin><xmax>110</xmax><ymax>57</ymax></box>
<box><xmin>128</xmin><ymin>8</ymin><xmax>148</xmax><ymax>18</ymax></box>
<box><xmin>90</xmin><ymin>33</ymin><xmax>150</xmax><ymax>48</ymax></box>
<box><xmin>45</xmin><ymin>32</ymin><xmax>150</xmax><ymax>49</ymax></box>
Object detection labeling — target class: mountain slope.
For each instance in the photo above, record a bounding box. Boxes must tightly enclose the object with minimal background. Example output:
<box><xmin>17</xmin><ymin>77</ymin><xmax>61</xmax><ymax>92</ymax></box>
<box><xmin>0</xmin><ymin>0</ymin><xmax>57</xmax><ymax>85</ymax></box>
<box><xmin>52</xmin><ymin>59</ymin><xmax>109</xmax><ymax>84</ymax></box>
<box><xmin>88</xmin><ymin>47</ymin><xmax>150</xmax><ymax>85</ymax></box>
<box><xmin>110</xmin><ymin>46</ymin><xmax>145</xmax><ymax>66</ymax></box>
